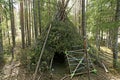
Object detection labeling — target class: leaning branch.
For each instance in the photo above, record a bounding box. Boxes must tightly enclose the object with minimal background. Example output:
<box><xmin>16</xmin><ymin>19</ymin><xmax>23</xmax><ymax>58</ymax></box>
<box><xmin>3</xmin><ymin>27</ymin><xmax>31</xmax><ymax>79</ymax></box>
<box><xmin>32</xmin><ymin>24</ymin><xmax>52</xmax><ymax>80</ymax></box>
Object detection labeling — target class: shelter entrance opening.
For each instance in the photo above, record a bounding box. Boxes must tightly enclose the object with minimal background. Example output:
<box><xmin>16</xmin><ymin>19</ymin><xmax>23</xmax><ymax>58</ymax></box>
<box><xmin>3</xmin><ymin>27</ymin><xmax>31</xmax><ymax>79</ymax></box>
<box><xmin>52</xmin><ymin>52</ymin><xmax>68</xmax><ymax>73</ymax></box>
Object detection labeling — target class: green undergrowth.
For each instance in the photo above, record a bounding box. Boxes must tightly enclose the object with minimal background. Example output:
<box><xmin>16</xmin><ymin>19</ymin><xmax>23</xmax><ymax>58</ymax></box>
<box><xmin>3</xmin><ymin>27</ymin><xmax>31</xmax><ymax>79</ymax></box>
<box><xmin>0</xmin><ymin>55</ymin><xmax>5</xmax><ymax>69</ymax></box>
<box><xmin>0</xmin><ymin>45</ymin><xmax>12</xmax><ymax>70</ymax></box>
<box><xmin>116</xmin><ymin>61</ymin><xmax>120</xmax><ymax>72</ymax></box>
<box><xmin>18</xmin><ymin>47</ymin><xmax>36</xmax><ymax>72</ymax></box>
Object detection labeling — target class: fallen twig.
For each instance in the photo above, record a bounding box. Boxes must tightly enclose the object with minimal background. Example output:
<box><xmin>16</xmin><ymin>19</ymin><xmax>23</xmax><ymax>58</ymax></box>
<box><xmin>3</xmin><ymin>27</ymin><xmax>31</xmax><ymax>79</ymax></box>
<box><xmin>37</xmin><ymin>75</ymin><xmax>42</xmax><ymax>80</ymax></box>
<box><xmin>101</xmin><ymin>62</ymin><xmax>109</xmax><ymax>73</ymax></box>
<box><xmin>60</xmin><ymin>71</ymin><xmax>93</xmax><ymax>80</ymax></box>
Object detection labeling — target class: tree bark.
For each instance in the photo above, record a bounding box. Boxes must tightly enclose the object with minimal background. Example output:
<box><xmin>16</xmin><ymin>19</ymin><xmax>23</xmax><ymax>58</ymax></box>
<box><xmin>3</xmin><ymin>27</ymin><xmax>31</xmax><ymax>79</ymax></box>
<box><xmin>38</xmin><ymin>0</ymin><xmax>42</xmax><ymax>35</ymax></box>
<box><xmin>33</xmin><ymin>0</ymin><xmax>38</xmax><ymax>41</ymax></box>
<box><xmin>0</xmin><ymin>16</ymin><xmax>3</xmax><ymax>55</ymax></box>
<box><xmin>112</xmin><ymin>0</ymin><xmax>120</xmax><ymax>68</ymax></box>
<box><xmin>82</xmin><ymin>0</ymin><xmax>91</xmax><ymax>80</ymax></box>
<box><xmin>20</xmin><ymin>0</ymin><xmax>25</xmax><ymax>49</ymax></box>
<box><xmin>9</xmin><ymin>0</ymin><xmax>16</xmax><ymax>47</ymax></box>
<box><xmin>9</xmin><ymin>0</ymin><xmax>16</xmax><ymax>59</ymax></box>
<box><xmin>28</xmin><ymin>0</ymin><xmax>31</xmax><ymax>46</ymax></box>
<box><xmin>78</xmin><ymin>0</ymin><xmax>82</xmax><ymax>35</ymax></box>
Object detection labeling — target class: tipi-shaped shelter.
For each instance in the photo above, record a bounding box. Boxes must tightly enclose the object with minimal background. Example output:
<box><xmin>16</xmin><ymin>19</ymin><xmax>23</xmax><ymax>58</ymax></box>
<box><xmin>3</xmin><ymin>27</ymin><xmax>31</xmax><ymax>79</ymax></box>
<box><xmin>32</xmin><ymin>0</ymin><xmax>85</xmax><ymax>74</ymax></box>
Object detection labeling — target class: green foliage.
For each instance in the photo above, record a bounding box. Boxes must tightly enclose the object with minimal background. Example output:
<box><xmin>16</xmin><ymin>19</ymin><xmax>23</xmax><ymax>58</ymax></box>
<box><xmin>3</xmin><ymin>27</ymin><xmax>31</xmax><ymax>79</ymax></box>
<box><xmin>19</xmin><ymin>48</ymin><xmax>35</xmax><ymax>71</ymax></box>
<box><xmin>87</xmin><ymin>0</ymin><xmax>118</xmax><ymax>36</ymax></box>
<box><xmin>115</xmin><ymin>61</ymin><xmax>120</xmax><ymax>72</ymax></box>
<box><xmin>39</xmin><ymin>0</ymin><xmax>57</xmax><ymax>28</ymax></box>
<box><xmin>0</xmin><ymin>55</ymin><xmax>5</xmax><ymax>69</ymax></box>
<box><xmin>31</xmin><ymin>19</ymin><xmax>83</xmax><ymax>69</ymax></box>
<box><xmin>0</xmin><ymin>0</ymin><xmax>10</xmax><ymax>31</ymax></box>
<box><xmin>92</xmin><ymin>69</ymin><xmax>97</xmax><ymax>74</ymax></box>
<box><xmin>0</xmin><ymin>0</ymin><xmax>9</xmax><ymax>16</ymax></box>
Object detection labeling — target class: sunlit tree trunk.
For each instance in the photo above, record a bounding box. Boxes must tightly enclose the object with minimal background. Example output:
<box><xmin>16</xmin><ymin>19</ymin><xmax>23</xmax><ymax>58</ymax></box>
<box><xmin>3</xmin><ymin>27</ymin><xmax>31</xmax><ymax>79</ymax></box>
<box><xmin>28</xmin><ymin>0</ymin><xmax>31</xmax><ymax>46</ymax></box>
<box><xmin>24</xmin><ymin>0</ymin><xmax>30</xmax><ymax>46</ymax></box>
<box><xmin>31</xmin><ymin>1</ymin><xmax>34</xmax><ymax>39</ymax></box>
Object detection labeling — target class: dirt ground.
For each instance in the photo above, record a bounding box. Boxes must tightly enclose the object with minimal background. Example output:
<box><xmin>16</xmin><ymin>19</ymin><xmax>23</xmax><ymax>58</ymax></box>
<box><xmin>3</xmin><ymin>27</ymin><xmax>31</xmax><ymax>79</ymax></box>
<box><xmin>0</xmin><ymin>57</ymin><xmax>119</xmax><ymax>80</ymax></box>
<box><xmin>1</xmin><ymin>62</ymin><xmax>120</xmax><ymax>80</ymax></box>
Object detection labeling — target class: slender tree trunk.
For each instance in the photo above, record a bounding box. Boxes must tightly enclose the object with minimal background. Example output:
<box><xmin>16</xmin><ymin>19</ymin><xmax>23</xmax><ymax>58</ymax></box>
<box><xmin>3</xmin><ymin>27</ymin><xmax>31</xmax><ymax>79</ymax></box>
<box><xmin>0</xmin><ymin>29</ymin><xmax>3</xmax><ymax>55</ymax></box>
<box><xmin>9</xmin><ymin>0</ymin><xmax>16</xmax><ymax>47</ymax></box>
<box><xmin>24</xmin><ymin>0</ymin><xmax>28</xmax><ymax>46</ymax></box>
<box><xmin>74</xmin><ymin>0</ymin><xmax>77</xmax><ymax>26</ymax></box>
<box><xmin>100</xmin><ymin>30</ymin><xmax>103</xmax><ymax>45</ymax></box>
<box><xmin>28</xmin><ymin>0</ymin><xmax>31</xmax><ymax>46</ymax></box>
<box><xmin>82</xmin><ymin>0</ymin><xmax>91</xmax><ymax>80</ymax></box>
<box><xmin>96</xmin><ymin>27</ymin><xmax>100</xmax><ymax>51</ymax></box>
<box><xmin>78</xmin><ymin>0</ymin><xmax>82</xmax><ymax>35</ymax></box>
<box><xmin>9</xmin><ymin>0</ymin><xmax>16</xmax><ymax>60</ymax></box>
<box><xmin>0</xmin><ymin>16</ymin><xmax>3</xmax><ymax>55</ymax></box>
<box><xmin>48</xmin><ymin>0</ymin><xmax>51</xmax><ymax>18</ymax></box>
<box><xmin>38</xmin><ymin>0</ymin><xmax>42</xmax><ymax>35</ymax></box>
<box><xmin>112</xmin><ymin>28</ymin><xmax>119</xmax><ymax>68</ymax></box>
<box><xmin>33</xmin><ymin>0</ymin><xmax>38</xmax><ymax>41</ymax></box>
<box><xmin>20</xmin><ymin>0</ymin><xmax>25</xmax><ymax>49</ymax></box>
<box><xmin>108</xmin><ymin>29</ymin><xmax>112</xmax><ymax>48</ymax></box>
<box><xmin>25</xmin><ymin>0</ymin><xmax>30</xmax><ymax>46</ymax></box>
<box><xmin>106</xmin><ymin>30</ymin><xmax>109</xmax><ymax>48</ymax></box>
<box><xmin>31</xmin><ymin>1</ymin><xmax>34</xmax><ymax>39</ymax></box>
<box><xmin>112</xmin><ymin>0</ymin><xmax>120</xmax><ymax>68</ymax></box>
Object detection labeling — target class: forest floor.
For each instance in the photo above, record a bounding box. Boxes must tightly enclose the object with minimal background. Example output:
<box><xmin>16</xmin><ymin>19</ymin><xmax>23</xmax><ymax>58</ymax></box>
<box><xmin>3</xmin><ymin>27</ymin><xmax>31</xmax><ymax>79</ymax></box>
<box><xmin>1</xmin><ymin>60</ymin><xmax>120</xmax><ymax>80</ymax></box>
<box><xmin>0</xmin><ymin>44</ymin><xmax>120</xmax><ymax>80</ymax></box>
<box><xmin>0</xmin><ymin>31</ymin><xmax>120</xmax><ymax>80</ymax></box>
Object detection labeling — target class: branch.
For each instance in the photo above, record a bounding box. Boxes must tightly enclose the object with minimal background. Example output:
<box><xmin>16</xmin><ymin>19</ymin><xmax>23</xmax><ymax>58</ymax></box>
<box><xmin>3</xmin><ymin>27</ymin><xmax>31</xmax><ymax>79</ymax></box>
<box><xmin>32</xmin><ymin>24</ymin><xmax>52</xmax><ymax>80</ymax></box>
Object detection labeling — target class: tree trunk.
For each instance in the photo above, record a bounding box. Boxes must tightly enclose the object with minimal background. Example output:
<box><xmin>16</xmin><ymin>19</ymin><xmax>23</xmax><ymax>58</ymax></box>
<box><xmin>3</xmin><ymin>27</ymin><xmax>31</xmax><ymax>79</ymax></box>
<box><xmin>9</xmin><ymin>0</ymin><xmax>16</xmax><ymax>59</ymax></box>
<box><xmin>112</xmin><ymin>0</ymin><xmax>120</xmax><ymax>68</ymax></box>
<box><xmin>20</xmin><ymin>0</ymin><xmax>25</xmax><ymax>49</ymax></box>
<box><xmin>48</xmin><ymin>0</ymin><xmax>51</xmax><ymax>19</ymax></box>
<box><xmin>108</xmin><ymin>29</ymin><xmax>112</xmax><ymax>48</ymax></box>
<box><xmin>82</xmin><ymin>0</ymin><xmax>91</xmax><ymax>80</ymax></box>
<box><xmin>112</xmin><ymin>28</ymin><xmax>119</xmax><ymax>68</ymax></box>
<box><xmin>78</xmin><ymin>0</ymin><xmax>82</xmax><ymax>35</ymax></box>
<box><xmin>38</xmin><ymin>0</ymin><xmax>42</xmax><ymax>35</ymax></box>
<box><xmin>24</xmin><ymin>0</ymin><xmax>30</xmax><ymax>46</ymax></box>
<box><xmin>28</xmin><ymin>0</ymin><xmax>31</xmax><ymax>46</ymax></box>
<box><xmin>95</xmin><ymin>27</ymin><xmax>100</xmax><ymax>51</ymax></box>
<box><xmin>0</xmin><ymin>16</ymin><xmax>3</xmax><ymax>56</ymax></box>
<box><xmin>33</xmin><ymin>0</ymin><xmax>38</xmax><ymax>41</ymax></box>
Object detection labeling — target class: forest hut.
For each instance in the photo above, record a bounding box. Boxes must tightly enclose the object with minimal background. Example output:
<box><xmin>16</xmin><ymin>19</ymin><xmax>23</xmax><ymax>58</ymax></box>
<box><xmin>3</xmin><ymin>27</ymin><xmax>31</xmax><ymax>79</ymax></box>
<box><xmin>31</xmin><ymin>0</ymin><xmax>83</xmax><ymax>71</ymax></box>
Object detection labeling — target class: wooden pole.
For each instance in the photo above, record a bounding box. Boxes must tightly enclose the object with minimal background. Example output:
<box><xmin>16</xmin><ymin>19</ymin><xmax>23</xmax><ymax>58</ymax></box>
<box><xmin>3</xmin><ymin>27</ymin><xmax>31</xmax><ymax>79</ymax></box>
<box><xmin>81</xmin><ymin>0</ymin><xmax>91</xmax><ymax>80</ymax></box>
<box><xmin>32</xmin><ymin>24</ymin><xmax>52</xmax><ymax>80</ymax></box>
